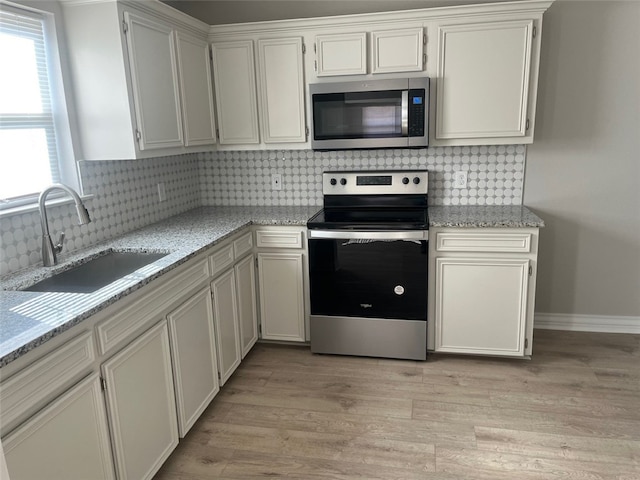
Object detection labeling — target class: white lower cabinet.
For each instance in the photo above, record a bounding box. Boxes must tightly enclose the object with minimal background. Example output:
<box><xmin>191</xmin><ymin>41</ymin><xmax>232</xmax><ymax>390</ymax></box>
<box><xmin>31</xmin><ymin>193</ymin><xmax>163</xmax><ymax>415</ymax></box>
<box><xmin>236</xmin><ymin>254</ymin><xmax>259</xmax><ymax>357</ymax></box>
<box><xmin>102</xmin><ymin>321</ymin><xmax>178</xmax><ymax>480</ymax></box>
<box><xmin>257</xmin><ymin>252</ymin><xmax>306</xmax><ymax>342</ymax></box>
<box><xmin>429</xmin><ymin>228</ymin><xmax>539</xmax><ymax>357</ymax></box>
<box><xmin>435</xmin><ymin>258</ymin><xmax>529</xmax><ymax>356</ymax></box>
<box><xmin>3</xmin><ymin>374</ymin><xmax>115</xmax><ymax>480</ymax></box>
<box><xmin>167</xmin><ymin>288</ymin><xmax>219</xmax><ymax>437</ymax></box>
<box><xmin>211</xmin><ymin>269</ymin><xmax>242</xmax><ymax>385</ymax></box>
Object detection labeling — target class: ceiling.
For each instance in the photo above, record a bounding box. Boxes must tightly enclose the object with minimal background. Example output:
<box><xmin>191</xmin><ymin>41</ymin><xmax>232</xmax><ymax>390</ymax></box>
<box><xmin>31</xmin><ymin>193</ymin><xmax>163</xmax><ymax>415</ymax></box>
<box><xmin>161</xmin><ymin>0</ymin><xmax>518</xmax><ymax>25</ymax></box>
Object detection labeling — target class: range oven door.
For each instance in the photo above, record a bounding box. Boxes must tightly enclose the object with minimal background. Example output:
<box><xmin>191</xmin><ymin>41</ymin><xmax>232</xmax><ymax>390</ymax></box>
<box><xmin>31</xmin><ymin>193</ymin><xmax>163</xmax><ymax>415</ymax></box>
<box><xmin>308</xmin><ymin>230</ymin><xmax>428</xmax><ymax>360</ymax></box>
<box><xmin>308</xmin><ymin>230</ymin><xmax>428</xmax><ymax>320</ymax></box>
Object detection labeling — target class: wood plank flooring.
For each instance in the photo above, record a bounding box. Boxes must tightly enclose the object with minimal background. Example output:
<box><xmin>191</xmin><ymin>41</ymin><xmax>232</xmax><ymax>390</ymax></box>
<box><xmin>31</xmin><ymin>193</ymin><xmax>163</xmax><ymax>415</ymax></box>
<box><xmin>153</xmin><ymin>330</ymin><xmax>640</xmax><ymax>479</ymax></box>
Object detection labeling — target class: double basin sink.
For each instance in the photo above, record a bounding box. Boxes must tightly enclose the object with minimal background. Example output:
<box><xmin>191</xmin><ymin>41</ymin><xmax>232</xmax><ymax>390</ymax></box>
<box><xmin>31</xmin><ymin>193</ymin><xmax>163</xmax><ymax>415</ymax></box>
<box><xmin>23</xmin><ymin>251</ymin><xmax>168</xmax><ymax>294</ymax></box>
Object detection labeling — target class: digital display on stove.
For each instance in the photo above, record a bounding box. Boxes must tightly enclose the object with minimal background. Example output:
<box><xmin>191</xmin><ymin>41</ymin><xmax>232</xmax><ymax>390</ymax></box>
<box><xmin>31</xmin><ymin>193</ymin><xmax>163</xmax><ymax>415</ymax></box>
<box><xmin>356</xmin><ymin>175</ymin><xmax>392</xmax><ymax>186</ymax></box>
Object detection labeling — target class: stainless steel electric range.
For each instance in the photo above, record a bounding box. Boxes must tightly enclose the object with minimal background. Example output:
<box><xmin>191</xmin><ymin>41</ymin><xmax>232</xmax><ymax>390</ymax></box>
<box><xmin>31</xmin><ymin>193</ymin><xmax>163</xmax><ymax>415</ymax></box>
<box><xmin>307</xmin><ymin>170</ymin><xmax>429</xmax><ymax>360</ymax></box>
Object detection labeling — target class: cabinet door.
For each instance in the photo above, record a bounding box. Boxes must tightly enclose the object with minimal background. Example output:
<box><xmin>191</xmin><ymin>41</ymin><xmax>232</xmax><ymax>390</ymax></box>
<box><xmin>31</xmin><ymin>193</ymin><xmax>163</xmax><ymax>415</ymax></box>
<box><xmin>4</xmin><ymin>374</ymin><xmax>115</xmax><ymax>480</ymax></box>
<box><xmin>257</xmin><ymin>37</ymin><xmax>306</xmax><ymax>143</ymax></box>
<box><xmin>372</xmin><ymin>28</ymin><xmax>424</xmax><ymax>74</ymax></box>
<box><xmin>235</xmin><ymin>254</ymin><xmax>258</xmax><ymax>358</ymax></box>
<box><xmin>175</xmin><ymin>32</ymin><xmax>216</xmax><ymax>146</ymax></box>
<box><xmin>211</xmin><ymin>40</ymin><xmax>260</xmax><ymax>144</ymax></box>
<box><xmin>257</xmin><ymin>252</ymin><xmax>305</xmax><ymax>342</ymax></box>
<box><xmin>167</xmin><ymin>288</ymin><xmax>219</xmax><ymax>437</ymax></box>
<box><xmin>435</xmin><ymin>258</ymin><xmax>529</xmax><ymax>356</ymax></box>
<box><xmin>435</xmin><ymin>20</ymin><xmax>534</xmax><ymax>140</ymax></box>
<box><xmin>316</xmin><ymin>32</ymin><xmax>367</xmax><ymax>76</ymax></box>
<box><xmin>211</xmin><ymin>269</ymin><xmax>242</xmax><ymax>384</ymax></box>
<box><xmin>102</xmin><ymin>321</ymin><xmax>178</xmax><ymax>480</ymax></box>
<box><xmin>124</xmin><ymin>12</ymin><xmax>183</xmax><ymax>150</ymax></box>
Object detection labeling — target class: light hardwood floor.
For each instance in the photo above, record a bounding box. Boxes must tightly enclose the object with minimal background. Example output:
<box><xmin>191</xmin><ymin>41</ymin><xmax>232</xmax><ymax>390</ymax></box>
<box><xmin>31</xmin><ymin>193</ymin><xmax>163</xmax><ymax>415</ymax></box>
<box><xmin>154</xmin><ymin>330</ymin><xmax>640</xmax><ymax>479</ymax></box>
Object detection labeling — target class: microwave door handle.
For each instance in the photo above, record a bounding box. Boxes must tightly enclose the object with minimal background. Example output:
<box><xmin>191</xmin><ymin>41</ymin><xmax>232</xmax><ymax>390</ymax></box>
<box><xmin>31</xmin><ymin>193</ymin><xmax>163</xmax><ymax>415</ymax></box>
<box><xmin>401</xmin><ymin>91</ymin><xmax>409</xmax><ymax>136</ymax></box>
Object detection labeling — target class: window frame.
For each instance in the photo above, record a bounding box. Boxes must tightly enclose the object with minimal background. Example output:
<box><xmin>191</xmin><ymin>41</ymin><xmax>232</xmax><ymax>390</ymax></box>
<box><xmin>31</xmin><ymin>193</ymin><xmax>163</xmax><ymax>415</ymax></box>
<box><xmin>0</xmin><ymin>0</ymin><xmax>82</xmax><ymax>212</ymax></box>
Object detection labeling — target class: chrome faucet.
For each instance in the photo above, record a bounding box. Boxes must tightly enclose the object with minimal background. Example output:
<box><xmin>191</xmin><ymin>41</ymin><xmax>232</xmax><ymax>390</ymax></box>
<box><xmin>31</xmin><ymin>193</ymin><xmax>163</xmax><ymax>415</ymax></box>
<box><xmin>38</xmin><ymin>184</ymin><xmax>91</xmax><ymax>266</ymax></box>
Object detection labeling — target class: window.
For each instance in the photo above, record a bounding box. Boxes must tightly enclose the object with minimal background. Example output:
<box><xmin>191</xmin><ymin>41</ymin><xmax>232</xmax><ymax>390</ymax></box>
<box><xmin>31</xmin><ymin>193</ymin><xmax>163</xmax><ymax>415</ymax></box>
<box><xmin>0</xmin><ymin>3</ymin><xmax>74</xmax><ymax>209</ymax></box>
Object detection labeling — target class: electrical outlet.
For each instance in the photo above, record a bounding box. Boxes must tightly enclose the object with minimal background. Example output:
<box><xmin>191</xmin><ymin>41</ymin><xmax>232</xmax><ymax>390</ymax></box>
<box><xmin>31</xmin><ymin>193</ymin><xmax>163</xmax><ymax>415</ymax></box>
<box><xmin>271</xmin><ymin>173</ymin><xmax>282</xmax><ymax>191</ymax></box>
<box><xmin>157</xmin><ymin>182</ymin><xmax>166</xmax><ymax>202</ymax></box>
<box><xmin>453</xmin><ymin>171</ymin><xmax>467</xmax><ymax>189</ymax></box>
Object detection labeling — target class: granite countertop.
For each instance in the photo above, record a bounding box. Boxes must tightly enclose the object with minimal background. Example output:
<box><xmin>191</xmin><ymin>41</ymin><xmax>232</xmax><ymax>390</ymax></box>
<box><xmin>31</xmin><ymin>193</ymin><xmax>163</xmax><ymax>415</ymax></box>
<box><xmin>0</xmin><ymin>204</ymin><xmax>543</xmax><ymax>368</ymax></box>
<box><xmin>428</xmin><ymin>205</ymin><xmax>544</xmax><ymax>228</ymax></box>
<box><xmin>0</xmin><ymin>206</ymin><xmax>319</xmax><ymax>368</ymax></box>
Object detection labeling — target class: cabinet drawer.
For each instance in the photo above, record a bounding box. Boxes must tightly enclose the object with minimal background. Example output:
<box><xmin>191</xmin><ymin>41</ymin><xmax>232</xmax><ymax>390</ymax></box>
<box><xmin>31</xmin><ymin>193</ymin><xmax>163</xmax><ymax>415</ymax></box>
<box><xmin>0</xmin><ymin>331</ymin><xmax>95</xmax><ymax>431</ymax></box>
<box><xmin>209</xmin><ymin>244</ymin><xmax>235</xmax><ymax>277</ymax></box>
<box><xmin>436</xmin><ymin>232</ymin><xmax>532</xmax><ymax>253</ymax></box>
<box><xmin>233</xmin><ymin>232</ymin><xmax>253</xmax><ymax>259</ymax></box>
<box><xmin>256</xmin><ymin>230</ymin><xmax>303</xmax><ymax>249</ymax></box>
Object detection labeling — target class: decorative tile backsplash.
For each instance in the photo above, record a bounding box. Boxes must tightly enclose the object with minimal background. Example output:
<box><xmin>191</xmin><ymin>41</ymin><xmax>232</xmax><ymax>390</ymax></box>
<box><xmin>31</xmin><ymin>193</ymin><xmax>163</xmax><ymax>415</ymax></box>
<box><xmin>0</xmin><ymin>155</ymin><xmax>200</xmax><ymax>277</ymax></box>
<box><xmin>198</xmin><ymin>145</ymin><xmax>526</xmax><ymax>207</ymax></box>
<box><xmin>1</xmin><ymin>145</ymin><xmax>525</xmax><ymax>277</ymax></box>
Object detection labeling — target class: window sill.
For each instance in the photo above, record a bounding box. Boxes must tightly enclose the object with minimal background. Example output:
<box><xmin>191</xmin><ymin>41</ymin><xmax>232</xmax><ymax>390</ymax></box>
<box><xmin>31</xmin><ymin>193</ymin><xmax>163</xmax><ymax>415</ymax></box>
<box><xmin>0</xmin><ymin>194</ymin><xmax>95</xmax><ymax>219</ymax></box>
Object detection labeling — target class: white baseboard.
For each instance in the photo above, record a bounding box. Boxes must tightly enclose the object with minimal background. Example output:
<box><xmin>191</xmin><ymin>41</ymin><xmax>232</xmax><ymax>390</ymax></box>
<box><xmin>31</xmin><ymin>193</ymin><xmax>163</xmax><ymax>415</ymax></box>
<box><xmin>534</xmin><ymin>313</ymin><xmax>640</xmax><ymax>334</ymax></box>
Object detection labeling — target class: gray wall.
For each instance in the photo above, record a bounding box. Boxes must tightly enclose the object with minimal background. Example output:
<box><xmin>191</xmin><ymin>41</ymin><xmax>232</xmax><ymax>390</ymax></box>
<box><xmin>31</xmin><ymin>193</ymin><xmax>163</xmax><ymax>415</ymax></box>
<box><xmin>525</xmin><ymin>0</ymin><xmax>640</xmax><ymax>317</ymax></box>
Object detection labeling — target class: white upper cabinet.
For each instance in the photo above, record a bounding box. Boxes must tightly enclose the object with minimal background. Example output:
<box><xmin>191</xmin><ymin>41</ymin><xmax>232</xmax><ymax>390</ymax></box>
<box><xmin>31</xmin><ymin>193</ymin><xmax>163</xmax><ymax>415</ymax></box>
<box><xmin>61</xmin><ymin>1</ymin><xmax>215</xmax><ymax>160</ymax></box>
<box><xmin>314</xmin><ymin>28</ymin><xmax>423</xmax><ymax>77</ymax></box>
<box><xmin>212</xmin><ymin>36</ymin><xmax>307</xmax><ymax>147</ymax></box>
<box><xmin>211</xmin><ymin>40</ymin><xmax>260</xmax><ymax>145</ymax></box>
<box><xmin>434</xmin><ymin>19</ymin><xmax>536</xmax><ymax>143</ymax></box>
<box><xmin>371</xmin><ymin>28</ymin><xmax>424</xmax><ymax>74</ymax></box>
<box><xmin>256</xmin><ymin>37</ymin><xmax>307</xmax><ymax>143</ymax></box>
<box><xmin>315</xmin><ymin>32</ymin><xmax>367</xmax><ymax>76</ymax></box>
<box><xmin>124</xmin><ymin>12</ymin><xmax>183</xmax><ymax>151</ymax></box>
<box><xmin>175</xmin><ymin>32</ymin><xmax>217</xmax><ymax>146</ymax></box>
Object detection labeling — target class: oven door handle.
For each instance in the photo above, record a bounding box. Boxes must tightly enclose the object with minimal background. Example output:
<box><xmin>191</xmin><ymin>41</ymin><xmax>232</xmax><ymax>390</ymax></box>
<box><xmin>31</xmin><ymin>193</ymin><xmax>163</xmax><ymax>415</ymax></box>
<box><xmin>308</xmin><ymin>230</ymin><xmax>428</xmax><ymax>241</ymax></box>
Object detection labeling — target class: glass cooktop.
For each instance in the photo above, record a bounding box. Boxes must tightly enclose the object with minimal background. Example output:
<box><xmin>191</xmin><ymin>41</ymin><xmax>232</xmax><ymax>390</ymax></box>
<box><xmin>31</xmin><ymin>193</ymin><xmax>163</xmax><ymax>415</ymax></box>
<box><xmin>307</xmin><ymin>207</ymin><xmax>429</xmax><ymax>230</ymax></box>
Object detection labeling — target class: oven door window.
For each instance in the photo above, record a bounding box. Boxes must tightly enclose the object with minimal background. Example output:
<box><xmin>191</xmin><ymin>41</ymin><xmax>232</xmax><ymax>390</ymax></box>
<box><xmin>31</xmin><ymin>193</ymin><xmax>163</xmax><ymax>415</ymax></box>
<box><xmin>312</xmin><ymin>91</ymin><xmax>404</xmax><ymax>140</ymax></box>
<box><xmin>309</xmin><ymin>238</ymin><xmax>427</xmax><ymax>320</ymax></box>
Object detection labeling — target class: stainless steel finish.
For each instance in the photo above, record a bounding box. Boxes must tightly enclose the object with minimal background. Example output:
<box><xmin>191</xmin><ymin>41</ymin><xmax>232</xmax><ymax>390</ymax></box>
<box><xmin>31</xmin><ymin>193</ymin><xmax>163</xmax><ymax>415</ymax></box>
<box><xmin>322</xmin><ymin>170</ymin><xmax>428</xmax><ymax>196</ymax></box>
<box><xmin>310</xmin><ymin>315</ymin><xmax>427</xmax><ymax>360</ymax></box>
<box><xmin>309</xmin><ymin>230</ymin><xmax>428</xmax><ymax>241</ymax></box>
<box><xmin>38</xmin><ymin>184</ymin><xmax>91</xmax><ymax>267</ymax></box>
<box><xmin>24</xmin><ymin>251</ymin><xmax>167</xmax><ymax>293</ymax></box>
<box><xmin>401</xmin><ymin>90</ymin><xmax>409</xmax><ymax>135</ymax></box>
<box><xmin>310</xmin><ymin>77</ymin><xmax>429</xmax><ymax>150</ymax></box>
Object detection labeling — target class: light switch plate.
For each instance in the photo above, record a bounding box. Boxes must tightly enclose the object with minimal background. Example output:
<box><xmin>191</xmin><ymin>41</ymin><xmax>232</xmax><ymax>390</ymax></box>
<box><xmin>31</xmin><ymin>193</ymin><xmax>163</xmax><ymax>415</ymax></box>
<box><xmin>271</xmin><ymin>173</ymin><xmax>282</xmax><ymax>191</ymax></box>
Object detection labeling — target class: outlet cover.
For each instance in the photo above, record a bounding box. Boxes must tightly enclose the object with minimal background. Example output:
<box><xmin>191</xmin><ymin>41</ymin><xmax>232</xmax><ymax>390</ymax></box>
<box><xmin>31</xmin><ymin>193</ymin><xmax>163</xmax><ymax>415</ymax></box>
<box><xmin>157</xmin><ymin>182</ymin><xmax>166</xmax><ymax>202</ymax></box>
<box><xmin>453</xmin><ymin>171</ymin><xmax>467</xmax><ymax>189</ymax></box>
<box><xmin>271</xmin><ymin>173</ymin><xmax>282</xmax><ymax>191</ymax></box>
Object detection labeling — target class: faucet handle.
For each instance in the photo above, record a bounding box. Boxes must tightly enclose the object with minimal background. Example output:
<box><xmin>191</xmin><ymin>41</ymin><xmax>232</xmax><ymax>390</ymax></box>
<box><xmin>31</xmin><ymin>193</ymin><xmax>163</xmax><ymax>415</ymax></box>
<box><xmin>54</xmin><ymin>231</ymin><xmax>65</xmax><ymax>254</ymax></box>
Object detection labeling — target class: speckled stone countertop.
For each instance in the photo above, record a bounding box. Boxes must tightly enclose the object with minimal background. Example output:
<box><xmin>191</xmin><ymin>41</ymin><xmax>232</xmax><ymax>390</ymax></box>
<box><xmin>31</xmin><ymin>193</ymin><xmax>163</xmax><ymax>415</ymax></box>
<box><xmin>428</xmin><ymin>205</ymin><xmax>544</xmax><ymax>228</ymax></box>
<box><xmin>0</xmin><ymin>204</ymin><xmax>543</xmax><ymax>368</ymax></box>
<box><xmin>0</xmin><ymin>206</ymin><xmax>319</xmax><ymax>368</ymax></box>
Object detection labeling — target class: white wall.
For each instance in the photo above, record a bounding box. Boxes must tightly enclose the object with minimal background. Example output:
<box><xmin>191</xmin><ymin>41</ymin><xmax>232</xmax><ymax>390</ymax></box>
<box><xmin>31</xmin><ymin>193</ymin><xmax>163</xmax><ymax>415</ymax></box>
<box><xmin>525</xmin><ymin>0</ymin><xmax>640</xmax><ymax>317</ymax></box>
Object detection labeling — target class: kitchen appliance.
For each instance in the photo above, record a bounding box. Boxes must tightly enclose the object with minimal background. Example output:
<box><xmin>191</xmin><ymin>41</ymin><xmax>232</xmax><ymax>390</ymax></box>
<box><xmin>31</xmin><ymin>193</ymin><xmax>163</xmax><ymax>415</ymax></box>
<box><xmin>307</xmin><ymin>170</ymin><xmax>429</xmax><ymax>360</ymax></box>
<box><xmin>309</xmin><ymin>77</ymin><xmax>429</xmax><ymax>150</ymax></box>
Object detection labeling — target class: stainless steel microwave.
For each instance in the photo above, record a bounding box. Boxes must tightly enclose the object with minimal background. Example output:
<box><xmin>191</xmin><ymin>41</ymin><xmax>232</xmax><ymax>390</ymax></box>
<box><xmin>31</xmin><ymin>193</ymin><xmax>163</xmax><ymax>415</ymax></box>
<box><xmin>309</xmin><ymin>77</ymin><xmax>429</xmax><ymax>150</ymax></box>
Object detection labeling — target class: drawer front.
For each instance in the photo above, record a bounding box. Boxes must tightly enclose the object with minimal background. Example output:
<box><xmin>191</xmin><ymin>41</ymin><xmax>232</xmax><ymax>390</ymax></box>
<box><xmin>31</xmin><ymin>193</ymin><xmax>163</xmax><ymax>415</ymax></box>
<box><xmin>0</xmin><ymin>331</ymin><xmax>95</xmax><ymax>431</ymax></box>
<box><xmin>96</xmin><ymin>258</ymin><xmax>209</xmax><ymax>355</ymax></box>
<box><xmin>436</xmin><ymin>232</ymin><xmax>532</xmax><ymax>253</ymax></box>
<box><xmin>256</xmin><ymin>230</ymin><xmax>303</xmax><ymax>249</ymax></box>
<box><xmin>233</xmin><ymin>232</ymin><xmax>253</xmax><ymax>259</ymax></box>
<box><xmin>209</xmin><ymin>244</ymin><xmax>235</xmax><ymax>277</ymax></box>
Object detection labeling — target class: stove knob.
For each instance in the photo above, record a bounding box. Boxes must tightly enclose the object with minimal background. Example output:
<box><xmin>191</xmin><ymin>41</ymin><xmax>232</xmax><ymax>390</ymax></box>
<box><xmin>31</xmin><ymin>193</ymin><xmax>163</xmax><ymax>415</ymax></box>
<box><xmin>413</xmin><ymin>177</ymin><xmax>421</xmax><ymax>185</ymax></box>
<box><xmin>330</xmin><ymin>178</ymin><xmax>337</xmax><ymax>186</ymax></box>
<box><xmin>340</xmin><ymin>178</ymin><xmax>347</xmax><ymax>186</ymax></box>
<box><xmin>402</xmin><ymin>177</ymin><xmax>410</xmax><ymax>185</ymax></box>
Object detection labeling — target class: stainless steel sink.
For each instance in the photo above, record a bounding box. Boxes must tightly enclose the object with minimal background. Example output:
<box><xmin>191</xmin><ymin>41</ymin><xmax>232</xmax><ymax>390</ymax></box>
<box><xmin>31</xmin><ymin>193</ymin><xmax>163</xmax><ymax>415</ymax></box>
<box><xmin>24</xmin><ymin>251</ymin><xmax>168</xmax><ymax>293</ymax></box>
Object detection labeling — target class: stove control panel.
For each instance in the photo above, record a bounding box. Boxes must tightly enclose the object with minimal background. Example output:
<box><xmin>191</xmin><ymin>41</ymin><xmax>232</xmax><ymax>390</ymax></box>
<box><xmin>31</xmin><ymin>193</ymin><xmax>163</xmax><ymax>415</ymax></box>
<box><xmin>323</xmin><ymin>170</ymin><xmax>428</xmax><ymax>195</ymax></box>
